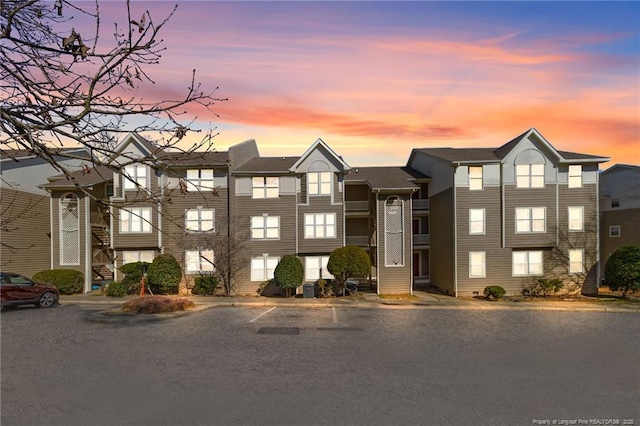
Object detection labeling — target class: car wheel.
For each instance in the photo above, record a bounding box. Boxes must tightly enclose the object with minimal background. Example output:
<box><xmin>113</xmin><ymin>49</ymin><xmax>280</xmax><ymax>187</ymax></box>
<box><xmin>37</xmin><ymin>292</ymin><xmax>57</xmax><ymax>308</ymax></box>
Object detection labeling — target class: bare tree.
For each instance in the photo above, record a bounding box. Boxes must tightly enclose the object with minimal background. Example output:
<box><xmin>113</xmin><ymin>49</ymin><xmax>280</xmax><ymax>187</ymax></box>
<box><xmin>1</xmin><ymin>0</ymin><xmax>225</xmax><ymax>183</ymax></box>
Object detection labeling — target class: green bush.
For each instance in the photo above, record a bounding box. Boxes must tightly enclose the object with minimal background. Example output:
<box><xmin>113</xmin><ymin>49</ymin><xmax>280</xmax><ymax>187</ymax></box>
<box><xmin>316</xmin><ymin>279</ymin><xmax>332</xmax><ymax>298</ymax></box>
<box><xmin>33</xmin><ymin>269</ymin><xmax>83</xmax><ymax>295</ymax></box>
<box><xmin>191</xmin><ymin>276</ymin><xmax>220</xmax><ymax>296</ymax></box>
<box><xmin>605</xmin><ymin>245</ymin><xmax>640</xmax><ymax>297</ymax></box>
<box><xmin>147</xmin><ymin>254</ymin><xmax>182</xmax><ymax>295</ymax></box>
<box><xmin>327</xmin><ymin>246</ymin><xmax>371</xmax><ymax>293</ymax></box>
<box><xmin>483</xmin><ymin>285</ymin><xmax>506</xmax><ymax>300</ymax></box>
<box><xmin>274</xmin><ymin>255</ymin><xmax>304</xmax><ymax>297</ymax></box>
<box><xmin>118</xmin><ymin>261</ymin><xmax>150</xmax><ymax>294</ymax></box>
<box><xmin>105</xmin><ymin>281</ymin><xmax>127</xmax><ymax>297</ymax></box>
<box><xmin>534</xmin><ymin>278</ymin><xmax>564</xmax><ymax>297</ymax></box>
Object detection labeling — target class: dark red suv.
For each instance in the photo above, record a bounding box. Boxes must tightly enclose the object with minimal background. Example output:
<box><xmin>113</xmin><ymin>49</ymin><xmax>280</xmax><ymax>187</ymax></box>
<box><xmin>0</xmin><ymin>272</ymin><xmax>59</xmax><ymax>309</ymax></box>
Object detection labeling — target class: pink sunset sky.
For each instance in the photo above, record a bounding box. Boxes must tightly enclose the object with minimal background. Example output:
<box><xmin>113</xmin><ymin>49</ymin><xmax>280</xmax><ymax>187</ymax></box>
<box><xmin>94</xmin><ymin>1</ymin><xmax>639</xmax><ymax>168</ymax></box>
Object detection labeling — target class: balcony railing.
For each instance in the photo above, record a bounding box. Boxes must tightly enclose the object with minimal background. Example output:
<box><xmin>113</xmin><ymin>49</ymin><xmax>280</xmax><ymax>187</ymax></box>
<box><xmin>412</xmin><ymin>199</ymin><xmax>429</xmax><ymax>210</ymax></box>
<box><xmin>346</xmin><ymin>235</ymin><xmax>372</xmax><ymax>246</ymax></box>
<box><xmin>345</xmin><ymin>200</ymin><xmax>369</xmax><ymax>211</ymax></box>
<box><xmin>413</xmin><ymin>234</ymin><xmax>430</xmax><ymax>245</ymax></box>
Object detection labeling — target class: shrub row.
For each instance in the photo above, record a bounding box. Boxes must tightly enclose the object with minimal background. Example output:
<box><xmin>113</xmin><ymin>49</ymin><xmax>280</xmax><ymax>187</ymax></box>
<box><xmin>33</xmin><ymin>269</ymin><xmax>83</xmax><ymax>295</ymax></box>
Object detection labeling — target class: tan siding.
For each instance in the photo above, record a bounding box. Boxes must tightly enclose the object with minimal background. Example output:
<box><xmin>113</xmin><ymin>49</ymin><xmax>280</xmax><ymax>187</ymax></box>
<box><xmin>429</xmin><ymin>188</ymin><xmax>454</xmax><ymax>294</ymax></box>
<box><xmin>504</xmin><ymin>185</ymin><xmax>557</xmax><ymax>247</ymax></box>
<box><xmin>298</xmin><ymin>197</ymin><xmax>343</xmax><ymax>254</ymax></box>
<box><xmin>601</xmin><ymin>208</ymin><xmax>640</xmax><ymax>264</ymax></box>
<box><xmin>376</xmin><ymin>194</ymin><xmax>412</xmax><ymax>294</ymax></box>
<box><xmin>112</xmin><ymin>202</ymin><xmax>159</xmax><ymax>248</ymax></box>
<box><xmin>0</xmin><ymin>189</ymin><xmax>52</xmax><ymax>277</ymax></box>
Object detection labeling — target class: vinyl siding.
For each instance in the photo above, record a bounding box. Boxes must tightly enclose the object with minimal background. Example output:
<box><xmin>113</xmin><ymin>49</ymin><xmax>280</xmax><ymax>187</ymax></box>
<box><xmin>298</xmin><ymin>197</ymin><xmax>343</xmax><ymax>254</ymax></box>
<box><xmin>429</xmin><ymin>188</ymin><xmax>455</xmax><ymax>294</ymax></box>
<box><xmin>0</xmin><ymin>188</ymin><xmax>52</xmax><ymax>277</ymax></box>
<box><xmin>376</xmin><ymin>194</ymin><xmax>412</xmax><ymax>294</ymax></box>
<box><xmin>601</xmin><ymin>208</ymin><xmax>640</xmax><ymax>265</ymax></box>
<box><xmin>112</xmin><ymin>202</ymin><xmax>159</xmax><ymax>248</ymax></box>
<box><xmin>504</xmin><ymin>185</ymin><xmax>556</xmax><ymax>247</ymax></box>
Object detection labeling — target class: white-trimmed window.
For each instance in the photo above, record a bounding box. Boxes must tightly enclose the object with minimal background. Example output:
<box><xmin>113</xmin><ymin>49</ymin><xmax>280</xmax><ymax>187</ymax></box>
<box><xmin>516</xmin><ymin>164</ymin><xmax>544</xmax><ymax>188</ymax></box>
<box><xmin>122</xmin><ymin>251</ymin><xmax>155</xmax><ymax>265</ymax></box>
<box><xmin>469</xmin><ymin>166</ymin><xmax>483</xmax><ymax>190</ymax></box>
<box><xmin>252</xmin><ymin>177</ymin><xmax>279</xmax><ymax>199</ymax></box>
<box><xmin>120</xmin><ymin>207</ymin><xmax>152</xmax><ymax>233</ymax></box>
<box><xmin>304</xmin><ymin>213</ymin><xmax>336</xmax><ymax>238</ymax></box>
<box><xmin>469</xmin><ymin>252</ymin><xmax>486</xmax><ymax>278</ymax></box>
<box><xmin>515</xmin><ymin>207</ymin><xmax>545</xmax><ymax>233</ymax></box>
<box><xmin>124</xmin><ymin>164</ymin><xmax>148</xmax><ymax>190</ymax></box>
<box><xmin>251</xmin><ymin>256</ymin><xmax>279</xmax><ymax>281</ymax></box>
<box><xmin>305</xmin><ymin>256</ymin><xmax>334</xmax><ymax>281</ymax></box>
<box><xmin>308</xmin><ymin>172</ymin><xmax>332</xmax><ymax>196</ymax></box>
<box><xmin>469</xmin><ymin>209</ymin><xmax>485</xmax><ymax>235</ymax></box>
<box><xmin>187</xmin><ymin>169</ymin><xmax>214</xmax><ymax>192</ymax></box>
<box><xmin>185</xmin><ymin>208</ymin><xmax>215</xmax><ymax>232</ymax></box>
<box><xmin>568</xmin><ymin>206</ymin><xmax>584</xmax><ymax>231</ymax></box>
<box><xmin>569</xmin><ymin>249</ymin><xmax>584</xmax><ymax>274</ymax></box>
<box><xmin>513</xmin><ymin>251</ymin><xmax>543</xmax><ymax>276</ymax></box>
<box><xmin>251</xmin><ymin>215</ymin><xmax>279</xmax><ymax>239</ymax></box>
<box><xmin>568</xmin><ymin>165</ymin><xmax>582</xmax><ymax>188</ymax></box>
<box><xmin>185</xmin><ymin>249</ymin><xmax>214</xmax><ymax>273</ymax></box>
<box><xmin>609</xmin><ymin>225</ymin><xmax>621</xmax><ymax>237</ymax></box>
<box><xmin>611</xmin><ymin>199</ymin><xmax>620</xmax><ymax>208</ymax></box>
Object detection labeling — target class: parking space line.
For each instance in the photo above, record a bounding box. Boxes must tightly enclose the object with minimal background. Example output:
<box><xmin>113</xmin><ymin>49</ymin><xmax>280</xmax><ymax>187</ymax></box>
<box><xmin>249</xmin><ymin>307</ymin><xmax>277</xmax><ymax>323</ymax></box>
<box><xmin>332</xmin><ymin>307</ymin><xmax>337</xmax><ymax>324</ymax></box>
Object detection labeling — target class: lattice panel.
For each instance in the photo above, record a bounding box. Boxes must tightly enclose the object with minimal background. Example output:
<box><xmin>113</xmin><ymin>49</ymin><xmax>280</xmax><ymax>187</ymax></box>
<box><xmin>384</xmin><ymin>198</ymin><xmax>404</xmax><ymax>266</ymax></box>
<box><xmin>60</xmin><ymin>196</ymin><xmax>80</xmax><ymax>265</ymax></box>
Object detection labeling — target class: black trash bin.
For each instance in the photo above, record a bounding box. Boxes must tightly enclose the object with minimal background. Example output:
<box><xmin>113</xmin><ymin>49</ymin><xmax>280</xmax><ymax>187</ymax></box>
<box><xmin>303</xmin><ymin>283</ymin><xmax>315</xmax><ymax>298</ymax></box>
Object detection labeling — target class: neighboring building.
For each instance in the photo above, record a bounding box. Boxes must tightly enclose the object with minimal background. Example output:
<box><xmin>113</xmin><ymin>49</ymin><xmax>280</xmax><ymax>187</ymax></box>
<box><xmin>407</xmin><ymin>128</ymin><xmax>609</xmax><ymax>296</ymax></box>
<box><xmin>599</xmin><ymin>164</ymin><xmax>640</xmax><ymax>280</ymax></box>
<box><xmin>0</xmin><ymin>148</ymin><xmax>88</xmax><ymax>278</ymax></box>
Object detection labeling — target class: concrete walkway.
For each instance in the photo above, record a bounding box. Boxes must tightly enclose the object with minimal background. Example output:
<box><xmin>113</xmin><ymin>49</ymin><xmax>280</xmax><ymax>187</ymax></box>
<box><xmin>59</xmin><ymin>290</ymin><xmax>640</xmax><ymax>313</ymax></box>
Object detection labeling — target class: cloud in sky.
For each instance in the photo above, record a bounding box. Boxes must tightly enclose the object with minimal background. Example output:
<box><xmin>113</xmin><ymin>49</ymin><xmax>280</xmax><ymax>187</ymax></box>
<box><xmin>93</xmin><ymin>1</ymin><xmax>639</xmax><ymax>168</ymax></box>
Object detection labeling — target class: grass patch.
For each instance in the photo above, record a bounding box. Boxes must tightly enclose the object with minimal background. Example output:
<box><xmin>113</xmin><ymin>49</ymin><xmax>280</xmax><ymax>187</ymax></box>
<box><xmin>378</xmin><ymin>293</ymin><xmax>418</xmax><ymax>301</ymax></box>
<box><xmin>122</xmin><ymin>296</ymin><xmax>195</xmax><ymax>314</ymax></box>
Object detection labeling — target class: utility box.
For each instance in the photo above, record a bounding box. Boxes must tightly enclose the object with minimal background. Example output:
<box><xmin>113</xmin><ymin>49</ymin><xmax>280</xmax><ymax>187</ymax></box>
<box><xmin>303</xmin><ymin>283</ymin><xmax>315</xmax><ymax>298</ymax></box>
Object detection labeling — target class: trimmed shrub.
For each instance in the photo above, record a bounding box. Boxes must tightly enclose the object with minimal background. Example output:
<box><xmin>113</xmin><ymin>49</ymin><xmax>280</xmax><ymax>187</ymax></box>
<box><xmin>191</xmin><ymin>276</ymin><xmax>220</xmax><ymax>296</ymax></box>
<box><xmin>605</xmin><ymin>245</ymin><xmax>640</xmax><ymax>297</ymax></box>
<box><xmin>105</xmin><ymin>281</ymin><xmax>127</xmax><ymax>297</ymax></box>
<box><xmin>147</xmin><ymin>254</ymin><xmax>182</xmax><ymax>295</ymax></box>
<box><xmin>122</xmin><ymin>296</ymin><xmax>195</xmax><ymax>314</ymax></box>
<box><xmin>118</xmin><ymin>261</ymin><xmax>150</xmax><ymax>294</ymax></box>
<box><xmin>483</xmin><ymin>285</ymin><xmax>506</xmax><ymax>300</ymax></box>
<box><xmin>274</xmin><ymin>255</ymin><xmax>304</xmax><ymax>297</ymax></box>
<box><xmin>327</xmin><ymin>246</ymin><xmax>371</xmax><ymax>294</ymax></box>
<box><xmin>33</xmin><ymin>269</ymin><xmax>83</xmax><ymax>295</ymax></box>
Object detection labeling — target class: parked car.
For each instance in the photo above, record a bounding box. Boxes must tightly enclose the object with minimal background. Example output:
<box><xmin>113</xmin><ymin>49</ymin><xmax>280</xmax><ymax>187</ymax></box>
<box><xmin>0</xmin><ymin>272</ymin><xmax>59</xmax><ymax>309</ymax></box>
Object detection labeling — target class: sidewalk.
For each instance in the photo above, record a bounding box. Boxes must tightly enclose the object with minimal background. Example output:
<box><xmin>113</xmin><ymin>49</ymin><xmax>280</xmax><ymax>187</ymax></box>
<box><xmin>59</xmin><ymin>290</ymin><xmax>640</xmax><ymax>313</ymax></box>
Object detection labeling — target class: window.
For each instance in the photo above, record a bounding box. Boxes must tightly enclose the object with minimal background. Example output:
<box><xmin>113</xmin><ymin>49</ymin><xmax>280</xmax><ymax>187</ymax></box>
<box><xmin>185</xmin><ymin>250</ymin><xmax>214</xmax><ymax>273</ymax></box>
<box><xmin>469</xmin><ymin>252</ymin><xmax>486</xmax><ymax>278</ymax></box>
<box><xmin>308</xmin><ymin>172</ymin><xmax>332</xmax><ymax>196</ymax></box>
<box><xmin>185</xmin><ymin>209</ymin><xmax>215</xmax><ymax>232</ymax></box>
<box><xmin>515</xmin><ymin>207</ymin><xmax>545</xmax><ymax>233</ymax></box>
<box><xmin>469</xmin><ymin>209</ymin><xmax>485</xmax><ymax>235</ymax></box>
<box><xmin>59</xmin><ymin>193</ymin><xmax>80</xmax><ymax>265</ymax></box>
<box><xmin>609</xmin><ymin>226</ymin><xmax>621</xmax><ymax>237</ymax></box>
<box><xmin>304</xmin><ymin>213</ymin><xmax>336</xmax><ymax>238</ymax></box>
<box><xmin>305</xmin><ymin>256</ymin><xmax>334</xmax><ymax>281</ymax></box>
<box><xmin>568</xmin><ymin>207</ymin><xmax>584</xmax><ymax>231</ymax></box>
<box><xmin>468</xmin><ymin>166</ymin><xmax>483</xmax><ymax>190</ymax></box>
<box><xmin>251</xmin><ymin>256</ymin><xmax>279</xmax><ymax>281</ymax></box>
<box><xmin>252</xmin><ymin>177</ymin><xmax>279</xmax><ymax>198</ymax></box>
<box><xmin>512</xmin><ymin>251</ymin><xmax>543</xmax><ymax>276</ymax></box>
<box><xmin>611</xmin><ymin>199</ymin><xmax>620</xmax><ymax>208</ymax></box>
<box><xmin>251</xmin><ymin>215</ymin><xmax>279</xmax><ymax>239</ymax></box>
<box><xmin>120</xmin><ymin>207</ymin><xmax>152</xmax><ymax>233</ymax></box>
<box><xmin>516</xmin><ymin>164</ymin><xmax>544</xmax><ymax>188</ymax></box>
<box><xmin>186</xmin><ymin>169</ymin><xmax>214</xmax><ymax>192</ymax></box>
<box><xmin>569</xmin><ymin>249</ymin><xmax>583</xmax><ymax>274</ymax></box>
<box><xmin>124</xmin><ymin>164</ymin><xmax>148</xmax><ymax>190</ymax></box>
<box><xmin>568</xmin><ymin>165</ymin><xmax>582</xmax><ymax>188</ymax></box>
<box><xmin>123</xmin><ymin>251</ymin><xmax>155</xmax><ymax>265</ymax></box>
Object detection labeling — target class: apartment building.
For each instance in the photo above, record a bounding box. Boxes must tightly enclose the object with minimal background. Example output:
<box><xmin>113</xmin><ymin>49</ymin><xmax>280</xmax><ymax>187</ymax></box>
<box><xmin>17</xmin><ymin>128</ymin><xmax>608</xmax><ymax>296</ymax></box>
<box><xmin>599</xmin><ymin>164</ymin><xmax>640</xmax><ymax>278</ymax></box>
<box><xmin>408</xmin><ymin>128</ymin><xmax>609</xmax><ymax>296</ymax></box>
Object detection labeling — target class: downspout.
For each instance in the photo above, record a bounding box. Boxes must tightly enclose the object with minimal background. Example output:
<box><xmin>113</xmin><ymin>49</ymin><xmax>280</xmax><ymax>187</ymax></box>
<box><xmin>226</xmin><ymin>170</ymin><xmax>231</xmax><ymax>295</ymax></box>
<box><xmin>596</xmin><ymin>170</ymin><xmax>601</xmax><ymax>289</ymax></box>
<box><xmin>453</xmin><ymin>164</ymin><xmax>458</xmax><ymax>297</ymax></box>
<box><xmin>84</xmin><ymin>196</ymin><xmax>91</xmax><ymax>293</ymax></box>
<box><xmin>50</xmin><ymin>196</ymin><xmax>54</xmax><ymax>270</ymax></box>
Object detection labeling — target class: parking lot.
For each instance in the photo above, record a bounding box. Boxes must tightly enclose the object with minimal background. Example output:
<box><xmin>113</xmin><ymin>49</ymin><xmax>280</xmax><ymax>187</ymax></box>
<box><xmin>2</xmin><ymin>304</ymin><xmax>638</xmax><ymax>425</ymax></box>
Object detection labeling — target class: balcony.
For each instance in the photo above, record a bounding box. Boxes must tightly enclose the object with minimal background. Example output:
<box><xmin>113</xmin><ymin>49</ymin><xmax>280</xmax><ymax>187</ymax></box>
<box><xmin>412</xmin><ymin>199</ymin><xmax>429</xmax><ymax>211</ymax></box>
<box><xmin>413</xmin><ymin>234</ymin><xmax>430</xmax><ymax>246</ymax></box>
<box><xmin>345</xmin><ymin>200</ymin><xmax>369</xmax><ymax>212</ymax></box>
<box><xmin>346</xmin><ymin>235</ymin><xmax>375</xmax><ymax>246</ymax></box>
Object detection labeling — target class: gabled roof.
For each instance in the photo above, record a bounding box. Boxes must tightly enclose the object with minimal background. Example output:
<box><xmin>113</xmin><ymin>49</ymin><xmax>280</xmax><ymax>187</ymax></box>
<box><xmin>289</xmin><ymin>138</ymin><xmax>350</xmax><ymax>172</ymax></box>
<box><xmin>157</xmin><ymin>151</ymin><xmax>229</xmax><ymax>167</ymax></box>
<box><xmin>0</xmin><ymin>147</ymin><xmax>87</xmax><ymax>163</ymax></box>
<box><xmin>344</xmin><ymin>166</ymin><xmax>428</xmax><ymax>191</ymax></box>
<box><xmin>41</xmin><ymin>165</ymin><xmax>113</xmax><ymax>189</ymax></box>
<box><xmin>110</xmin><ymin>132</ymin><xmax>166</xmax><ymax>161</ymax></box>
<box><xmin>411</xmin><ymin>128</ymin><xmax>610</xmax><ymax>165</ymax></box>
<box><xmin>234</xmin><ymin>156</ymin><xmax>300</xmax><ymax>173</ymax></box>
<box><xmin>600</xmin><ymin>163</ymin><xmax>640</xmax><ymax>176</ymax></box>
